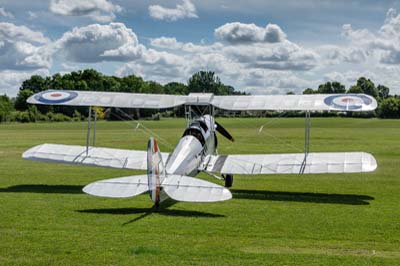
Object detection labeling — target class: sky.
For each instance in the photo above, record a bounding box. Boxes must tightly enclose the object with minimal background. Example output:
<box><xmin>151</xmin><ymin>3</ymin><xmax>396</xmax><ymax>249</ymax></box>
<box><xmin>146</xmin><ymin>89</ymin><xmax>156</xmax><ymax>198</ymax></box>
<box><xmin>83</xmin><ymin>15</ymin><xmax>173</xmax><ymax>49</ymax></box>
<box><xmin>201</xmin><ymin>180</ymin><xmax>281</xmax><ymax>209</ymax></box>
<box><xmin>1</xmin><ymin>0</ymin><xmax>400</xmax><ymax>96</ymax></box>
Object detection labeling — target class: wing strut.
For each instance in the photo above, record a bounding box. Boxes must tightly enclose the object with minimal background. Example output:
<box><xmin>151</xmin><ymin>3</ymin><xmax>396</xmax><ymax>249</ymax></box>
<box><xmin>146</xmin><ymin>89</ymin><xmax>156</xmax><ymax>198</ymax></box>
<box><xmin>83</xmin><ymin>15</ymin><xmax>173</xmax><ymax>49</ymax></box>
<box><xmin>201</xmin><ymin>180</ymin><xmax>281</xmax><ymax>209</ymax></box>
<box><xmin>300</xmin><ymin>111</ymin><xmax>311</xmax><ymax>174</ymax></box>
<box><xmin>85</xmin><ymin>106</ymin><xmax>97</xmax><ymax>155</ymax></box>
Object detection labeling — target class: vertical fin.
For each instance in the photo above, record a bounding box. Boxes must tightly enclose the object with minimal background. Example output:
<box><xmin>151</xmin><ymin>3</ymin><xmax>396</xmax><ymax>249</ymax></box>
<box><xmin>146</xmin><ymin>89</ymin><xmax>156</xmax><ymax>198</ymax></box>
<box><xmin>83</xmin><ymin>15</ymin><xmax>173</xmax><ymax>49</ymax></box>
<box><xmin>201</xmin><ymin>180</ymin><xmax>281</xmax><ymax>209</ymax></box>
<box><xmin>147</xmin><ymin>137</ymin><xmax>166</xmax><ymax>205</ymax></box>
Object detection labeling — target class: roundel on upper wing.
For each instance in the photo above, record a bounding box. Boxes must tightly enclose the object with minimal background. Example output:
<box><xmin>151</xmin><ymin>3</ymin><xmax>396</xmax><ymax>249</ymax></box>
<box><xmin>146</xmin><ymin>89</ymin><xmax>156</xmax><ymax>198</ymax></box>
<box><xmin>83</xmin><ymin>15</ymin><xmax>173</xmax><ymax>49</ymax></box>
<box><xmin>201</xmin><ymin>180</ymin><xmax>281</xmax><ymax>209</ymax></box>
<box><xmin>323</xmin><ymin>94</ymin><xmax>373</xmax><ymax>111</ymax></box>
<box><xmin>34</xmin><ymin>90</ymin><xmax>78</xmax><ymax>104</ymax></box>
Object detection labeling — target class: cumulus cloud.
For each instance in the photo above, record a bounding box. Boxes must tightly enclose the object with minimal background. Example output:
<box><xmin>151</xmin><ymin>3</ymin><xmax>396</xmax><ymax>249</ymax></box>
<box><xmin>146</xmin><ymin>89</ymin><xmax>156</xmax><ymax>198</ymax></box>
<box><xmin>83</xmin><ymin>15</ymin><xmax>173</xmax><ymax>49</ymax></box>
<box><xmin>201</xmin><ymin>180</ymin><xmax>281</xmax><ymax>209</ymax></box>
<box><xmin>223</xmin><ymin>42</ymin><xmax>317</xmax><ymax>71</ymax></box>
<box><xmin>149</xmin><ymin>0</ymin><xmax>198</xmax><ymax>21</ymax></box>
<box><xmin>150</xmin><ymin>36</ymin><xmax>223</xmax><ymax>53</ymax></box>
<box><xmin>215</xmin><ymin>22</ymin><xmax>286</xmax><ymax>44</ymax></box>
<box><xmin>317</xmin><ymin>45</ymin><xmax>366</xmax><ymax>65</ymax></box>
<box><xmin>0</xmin><ymin>7</ymin><xmax>14</xmax><ymax>19</ymax></box>
<box><xmin>342</xmin><ymin>8</ymin><xmax>400</xmax><ymax>65</ymax></box>
<box><xmin>55</xmin><ymin>23</ymin><xmax>144</xmax><ymax>62</ymax></box>
<box><xmin>49</xmin><ymin>0</ymin><xmax>122</xmax><ymax>22</ymax></box>
<box><xmin>0</xmin><ymin>68</ymin><xmax>49</xmax><ymax>96</ymax></box>
<box><xmin>0</xmin><ymin>22</ymin><xmax>49</xmax><ymax>44</ymax></box>
<box><xmin>0</xmin><ymin>23</ymin><xmax>51</xmax><ymax>71</ymax></box>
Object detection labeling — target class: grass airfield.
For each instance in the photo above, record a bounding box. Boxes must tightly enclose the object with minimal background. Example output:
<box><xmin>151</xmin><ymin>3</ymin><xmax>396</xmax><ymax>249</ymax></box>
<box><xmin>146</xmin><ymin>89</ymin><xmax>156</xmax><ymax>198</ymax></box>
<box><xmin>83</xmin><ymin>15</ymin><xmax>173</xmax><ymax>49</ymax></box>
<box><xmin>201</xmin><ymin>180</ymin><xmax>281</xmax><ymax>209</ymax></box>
<box><xmin>0</xmin><ymin>117</ymin><xmax>399</xmax><ymax>265</ymax></box>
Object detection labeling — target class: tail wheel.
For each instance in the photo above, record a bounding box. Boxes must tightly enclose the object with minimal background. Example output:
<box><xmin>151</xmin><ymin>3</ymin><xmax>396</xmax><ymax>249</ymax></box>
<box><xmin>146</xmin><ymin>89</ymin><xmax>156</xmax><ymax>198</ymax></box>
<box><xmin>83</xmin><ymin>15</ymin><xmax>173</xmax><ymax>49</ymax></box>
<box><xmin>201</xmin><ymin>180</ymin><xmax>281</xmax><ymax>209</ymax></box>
<box><xmin>224</xmin><ymin>174</ymin><xmax>233</xmax><ymax>188</ymax></box>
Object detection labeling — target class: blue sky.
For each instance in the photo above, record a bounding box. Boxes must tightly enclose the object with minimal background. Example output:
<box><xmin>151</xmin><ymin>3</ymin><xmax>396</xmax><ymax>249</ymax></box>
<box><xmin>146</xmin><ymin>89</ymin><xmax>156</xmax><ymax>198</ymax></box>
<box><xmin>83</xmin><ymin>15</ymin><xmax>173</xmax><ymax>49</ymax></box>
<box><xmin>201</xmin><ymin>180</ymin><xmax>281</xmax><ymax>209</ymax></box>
<box><xmin>1</xmin><ymin>0</ymin><xmax>400</xmax><ymax>96</ymax></box>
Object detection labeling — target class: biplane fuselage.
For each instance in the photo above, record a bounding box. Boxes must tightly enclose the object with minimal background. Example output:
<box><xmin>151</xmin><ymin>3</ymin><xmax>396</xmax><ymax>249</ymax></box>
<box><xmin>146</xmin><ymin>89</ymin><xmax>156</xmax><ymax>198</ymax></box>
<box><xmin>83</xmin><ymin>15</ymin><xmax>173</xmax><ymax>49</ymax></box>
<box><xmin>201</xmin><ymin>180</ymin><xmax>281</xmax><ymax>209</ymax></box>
<box><xmin>165</xmin><ymin>115</ymin><xmax>216</xmax><ymax>176</ymax></box>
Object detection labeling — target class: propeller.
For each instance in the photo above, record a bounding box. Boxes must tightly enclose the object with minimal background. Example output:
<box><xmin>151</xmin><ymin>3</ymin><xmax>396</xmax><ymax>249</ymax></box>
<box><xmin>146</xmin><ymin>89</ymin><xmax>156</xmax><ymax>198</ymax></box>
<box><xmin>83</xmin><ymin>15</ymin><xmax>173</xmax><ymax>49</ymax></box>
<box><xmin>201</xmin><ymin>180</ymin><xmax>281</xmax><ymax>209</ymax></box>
<box><xmin>215</xmin><ymin>121</ymin><xmax>235</xmax><ymax>142</ymax></box>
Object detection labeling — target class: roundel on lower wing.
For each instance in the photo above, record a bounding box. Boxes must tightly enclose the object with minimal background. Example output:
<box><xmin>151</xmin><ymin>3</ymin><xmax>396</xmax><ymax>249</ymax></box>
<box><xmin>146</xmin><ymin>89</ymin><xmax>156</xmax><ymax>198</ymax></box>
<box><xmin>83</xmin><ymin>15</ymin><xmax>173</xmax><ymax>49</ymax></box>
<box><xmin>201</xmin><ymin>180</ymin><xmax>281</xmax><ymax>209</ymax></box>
<box><xmin>34</xmin><ymin>91</ymin><xmax>78</xmax><ymax>104</ymax></box>
<box><xmin>323</xmin><ymin>94</ymin><xmax>373</xmax><ymax>111</ymax></box>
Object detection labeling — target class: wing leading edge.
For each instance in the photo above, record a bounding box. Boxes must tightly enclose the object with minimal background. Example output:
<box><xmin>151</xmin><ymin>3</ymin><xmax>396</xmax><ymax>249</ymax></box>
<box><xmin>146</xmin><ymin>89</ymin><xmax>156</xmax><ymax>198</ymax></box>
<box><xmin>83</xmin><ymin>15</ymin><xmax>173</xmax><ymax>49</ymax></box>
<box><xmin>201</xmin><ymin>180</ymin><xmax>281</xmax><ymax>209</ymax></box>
<box><xmin>204</xmin><ymin>152</ymin><xmax>377</xmax><ymax>175</ymax></box>
<box><xmin>28</xmin><ymin>90</ymin><xmax>377</xmax><ymax>112</ymax></box>
<box><xmin>23</xmin><ymin>143</ymin><xmax>169</xmax><ymax>170</ymax></box>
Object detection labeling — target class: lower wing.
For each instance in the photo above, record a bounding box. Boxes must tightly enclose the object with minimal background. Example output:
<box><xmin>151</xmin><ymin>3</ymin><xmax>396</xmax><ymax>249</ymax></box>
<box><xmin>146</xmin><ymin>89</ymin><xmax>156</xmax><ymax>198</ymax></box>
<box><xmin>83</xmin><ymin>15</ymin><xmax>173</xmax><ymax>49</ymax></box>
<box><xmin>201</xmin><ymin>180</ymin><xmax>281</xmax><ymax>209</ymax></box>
<box><xmin>204</xmin><ymin>152</ymin><xmax>377</xmax><ymax>175</ymax></box>
<box><xmin>22</xmin><ymin>143</ymin><xmax>170</xmax><ymax>170</ymax></box>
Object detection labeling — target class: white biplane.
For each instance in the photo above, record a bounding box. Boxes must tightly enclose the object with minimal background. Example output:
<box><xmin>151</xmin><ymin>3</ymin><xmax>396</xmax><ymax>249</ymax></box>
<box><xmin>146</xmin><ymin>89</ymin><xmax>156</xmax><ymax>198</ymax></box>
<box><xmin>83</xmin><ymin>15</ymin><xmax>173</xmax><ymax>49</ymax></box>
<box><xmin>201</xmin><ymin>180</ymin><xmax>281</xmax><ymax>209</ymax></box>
<box><xmin>23</xmin><ymin>90</ymin><xmax>378</xmax><ymax>206</ymax></box>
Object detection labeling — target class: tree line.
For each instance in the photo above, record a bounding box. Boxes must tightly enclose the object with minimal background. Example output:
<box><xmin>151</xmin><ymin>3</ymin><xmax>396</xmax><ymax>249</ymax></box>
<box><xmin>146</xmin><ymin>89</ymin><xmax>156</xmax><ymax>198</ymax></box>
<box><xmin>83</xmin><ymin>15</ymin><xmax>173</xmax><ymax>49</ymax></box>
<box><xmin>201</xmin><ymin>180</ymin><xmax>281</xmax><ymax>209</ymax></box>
<box><xmin>0</xmin><ymin>69</ymin><xmax>399</xmax><ymax>123</ymax></box>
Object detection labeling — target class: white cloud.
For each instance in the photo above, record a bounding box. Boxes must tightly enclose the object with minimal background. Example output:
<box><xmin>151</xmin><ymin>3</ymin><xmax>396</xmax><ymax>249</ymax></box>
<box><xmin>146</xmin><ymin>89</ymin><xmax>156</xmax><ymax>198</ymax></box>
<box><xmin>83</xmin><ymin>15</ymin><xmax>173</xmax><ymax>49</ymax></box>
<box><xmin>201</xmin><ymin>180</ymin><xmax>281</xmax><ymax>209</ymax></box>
<box><xmin>215</xmin><ymin>22</ymin><xmax>286</xmax><ymax>44</ymax></box>
<box><xmin>0</xmin><ymin>7</ymin><xmax>14</xmax><ymax>19</ymax></box>
<box><xmin>0</xmin><ymin>68</ymin><xmax>49</xmax><ymax>96</ymax></box>
<box><xmin>56</xmin><ymin>23</ymin><xmax>144</xmax><ymax>63</ymax></box>
<box><xmin>223</xmin><ymin>41</ymin><xmax>317</xmax><ymax>71</ymax></box>
<box><xmin>49</xmin><ymin>0</ymin><xmax>122</xmax><ymax>22</ymax></box>
<box><xmin>149</xmin><ymin>0</ymin><xmax>198</xmax><ymax>22</ymax></box>
<box><xmin>342</xmin><ymin>8</ymin><xmax>400</xmax><ymax>65</ymax></box>
<box><xmin>0</xmin><ymin>22</ymin><xmax>49</xmax><ymax>44</ymax></box>
<box><xmin>317</xmin><ymin>45</ymin><xmax>366</xmax><ymax>65</ymax></box>
<box><xmin>0</xmin><ymin>22</ymin><xmax>51</xmax><ymax>71</ymax></box>
<box><xmin>150</xmin><ymin>36</ymin><xmax>223</xmax><ymax>53</ymax></box>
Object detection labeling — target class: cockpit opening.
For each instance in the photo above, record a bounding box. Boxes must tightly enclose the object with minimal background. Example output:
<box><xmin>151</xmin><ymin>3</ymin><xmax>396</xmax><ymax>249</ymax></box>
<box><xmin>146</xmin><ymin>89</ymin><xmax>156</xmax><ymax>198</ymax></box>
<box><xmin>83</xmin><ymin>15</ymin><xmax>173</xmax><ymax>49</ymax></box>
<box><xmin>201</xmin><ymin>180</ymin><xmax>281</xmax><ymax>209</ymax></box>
<box><xmin>182</xmin><ymin>128</ymin><xmax>205</xmax><ymax>146</ymax></box>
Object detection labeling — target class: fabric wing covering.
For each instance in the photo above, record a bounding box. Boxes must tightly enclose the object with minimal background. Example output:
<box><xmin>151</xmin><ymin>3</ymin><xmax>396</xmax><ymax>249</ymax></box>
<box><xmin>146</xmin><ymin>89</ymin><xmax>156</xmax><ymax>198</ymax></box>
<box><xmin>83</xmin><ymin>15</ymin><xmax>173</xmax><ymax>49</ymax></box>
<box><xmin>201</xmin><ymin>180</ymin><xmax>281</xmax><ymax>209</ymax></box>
<box><xmin>205</xmin><ymin>152</ymin><xmax>377</xmax><ymax>175</ymax></box>
<box><xmin>83</xmin><ymin>175</ymin><xmax>149</xmax><ymax>198</ymax></box>
<box><xmin>83</xmin><ymin>174</ymin><xmax>232</xmax><ymax>202</ymax></box>
<box><xmin>22</xmin><ymin>143</ymin><xmax>170</xmax><ymax>170</ymax></box>
<box><xmin>161</xmin><ymin>175</ymin><xmax>232</xmax><ymax>202</ymax></box>
<box><xmin>28</xmin><ymin>90</ymin><xmax>377</xmax><ymax>112</ymax></box>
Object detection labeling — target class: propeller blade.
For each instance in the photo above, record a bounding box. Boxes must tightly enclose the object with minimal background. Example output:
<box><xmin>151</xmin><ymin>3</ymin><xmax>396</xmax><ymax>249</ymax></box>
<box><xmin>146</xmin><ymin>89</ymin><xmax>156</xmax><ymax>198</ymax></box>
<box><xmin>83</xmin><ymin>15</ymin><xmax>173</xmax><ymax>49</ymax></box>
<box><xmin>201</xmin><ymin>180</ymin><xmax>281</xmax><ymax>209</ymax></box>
<box><xmin>215</xmin><ymin>121</ymin><xmax>235</xmax><ymax>142</ymax></box>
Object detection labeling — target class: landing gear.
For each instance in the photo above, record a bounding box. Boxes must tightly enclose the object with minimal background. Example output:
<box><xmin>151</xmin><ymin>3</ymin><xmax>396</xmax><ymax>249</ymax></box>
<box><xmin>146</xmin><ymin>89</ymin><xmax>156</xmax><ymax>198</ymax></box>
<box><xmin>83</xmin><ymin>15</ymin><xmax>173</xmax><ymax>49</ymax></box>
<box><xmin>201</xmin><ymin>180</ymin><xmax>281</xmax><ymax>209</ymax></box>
<box><xmin>223</xmin><ymin>174</ymin><xmax>233</xmax><ymax>188</ymax></box>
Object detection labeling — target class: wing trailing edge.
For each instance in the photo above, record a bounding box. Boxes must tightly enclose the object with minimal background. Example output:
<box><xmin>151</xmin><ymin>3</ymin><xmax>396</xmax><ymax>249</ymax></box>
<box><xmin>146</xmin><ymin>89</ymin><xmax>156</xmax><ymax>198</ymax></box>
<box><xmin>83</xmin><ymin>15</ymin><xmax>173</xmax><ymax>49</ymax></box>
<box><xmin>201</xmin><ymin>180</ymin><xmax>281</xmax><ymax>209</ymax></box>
<box><xmin>204</xmin><ymin>152</ymin><xmax>377</xmax><ymax>175</ymax></box>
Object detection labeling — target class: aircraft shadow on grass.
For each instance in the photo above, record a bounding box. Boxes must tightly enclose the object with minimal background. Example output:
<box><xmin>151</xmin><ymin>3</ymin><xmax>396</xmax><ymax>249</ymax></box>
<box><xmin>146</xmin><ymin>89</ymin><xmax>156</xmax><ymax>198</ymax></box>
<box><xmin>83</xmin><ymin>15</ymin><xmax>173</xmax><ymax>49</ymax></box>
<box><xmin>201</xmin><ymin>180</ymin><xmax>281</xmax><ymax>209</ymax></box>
<box><xmin>0</xmin><ymin>184</ymin><xmax>83</xmax><ymax>194</ymax></box>
<box><xmin>77</xmin><ymin>200</ymin><xmax>225</xmax><ymax>225</ymax></box>
<box><xmin>0</xmin><ymin>184</ymin><xmax>374</xmax><ymax>205</ymax></box>
<box><xmin>231</xmin><ymin>189</ymin><xmax>374</xmax><ymax>205</ymax></box>
<box><xmin>0</xmin><ymin>185</ymin><xmax>224</xmax><ymax>223</ymax></box>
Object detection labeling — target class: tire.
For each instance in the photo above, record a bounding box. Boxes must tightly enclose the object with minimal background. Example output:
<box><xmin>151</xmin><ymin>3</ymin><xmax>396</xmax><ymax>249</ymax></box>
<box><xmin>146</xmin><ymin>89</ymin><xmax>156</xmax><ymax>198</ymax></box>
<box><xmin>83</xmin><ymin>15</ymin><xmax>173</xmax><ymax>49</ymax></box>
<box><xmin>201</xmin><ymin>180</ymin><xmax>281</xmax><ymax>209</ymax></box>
<box><xmin>224</xmin><ymin>174</ymin><xmax>233</xmax><ymax>188</ymax></box>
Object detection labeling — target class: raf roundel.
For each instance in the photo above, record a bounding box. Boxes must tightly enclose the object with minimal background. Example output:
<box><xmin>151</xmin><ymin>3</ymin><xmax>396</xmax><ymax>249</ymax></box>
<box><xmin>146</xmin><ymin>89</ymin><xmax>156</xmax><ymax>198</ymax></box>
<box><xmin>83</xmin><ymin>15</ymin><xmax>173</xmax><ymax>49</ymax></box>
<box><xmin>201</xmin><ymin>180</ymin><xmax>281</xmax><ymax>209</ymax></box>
<box><xmin>35</xmin><ymin>91</ymin><xmax>78</xmax><ymax>104</ymax></box>
<box><xmin>324</xmin><ymin>94</ymin><xmax>373</xmax><ymax>111</ymax></box>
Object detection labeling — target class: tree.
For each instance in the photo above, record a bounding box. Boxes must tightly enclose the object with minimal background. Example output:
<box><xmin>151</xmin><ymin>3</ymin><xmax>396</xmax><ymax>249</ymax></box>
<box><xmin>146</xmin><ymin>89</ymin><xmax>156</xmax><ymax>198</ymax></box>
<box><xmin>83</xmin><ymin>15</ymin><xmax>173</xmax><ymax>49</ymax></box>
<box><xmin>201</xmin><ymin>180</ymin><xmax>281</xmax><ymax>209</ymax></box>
<box><xmin>164</xmin><ymin>82</ymin><xmax>188</xmax><ymax>95</ymax></box>
<box><xmin>317</xmin><ymin>81</ymin><xmax>345</xmax><ymax>94</ymax></box>
<box><xmin>187</xmin><ymin>71</ymin><xmax>221</xmax><ymax>94</ymax></box>
<box><xmin>378</xmin><ymin>97</ymin><xmax>400</xmax><ymax>118</ymax></box>
<box><xmin>347</xmin><ymin>85</ymin><xmax>362</xmax><ymax>94</ymax></box>
<box><xmin>0</xmin><ymin>95</ymin><xmax>13</xmax><ymax>122</ymax></box>
<box><xmin>356</xmin><ymin>77</ymin><xmax>378</xmax><ymax>98</ymax></box>
<box><xmin>20</xmin><ymin>75</ymin><xmax>48</xmax><ymax>93</ymax></box>
<box><xmin>303</xmin><ymin>88</ymin><xmax>315</xmax><ymax>94</ymax></box>
<box><xmin>14</xmin><ymin>90</ymin><xmax>33</xmax><ymax>111</ymax></box>
<box><xmin>377</xmin><ymin>85</ymin><xmax>390</xmax><ymax>99</ymax></box>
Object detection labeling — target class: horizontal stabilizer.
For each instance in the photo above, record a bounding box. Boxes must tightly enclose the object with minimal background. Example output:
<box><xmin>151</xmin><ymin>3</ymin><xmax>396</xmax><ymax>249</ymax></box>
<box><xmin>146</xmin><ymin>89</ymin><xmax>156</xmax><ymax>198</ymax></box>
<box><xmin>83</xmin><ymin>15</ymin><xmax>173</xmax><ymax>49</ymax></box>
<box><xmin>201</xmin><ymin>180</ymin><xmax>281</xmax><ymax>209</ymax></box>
<box><xmin>83</xmin><ymin>175</ymin><xmax>149</xmax><ymax>198</ymax></box>
<box><xmin>205</xmin><ymin>152</ymin><xmax>377</xmax><ymax>175</ymax></box>
<box><xmin>23</xmin><ymin>144</ymin><xmax>169</xmax><ymax>170</ymax></box>
<box><xmin>162</xmin><ymin>175</ymin><xmax>232</xmax><ymax>202</ymax></box>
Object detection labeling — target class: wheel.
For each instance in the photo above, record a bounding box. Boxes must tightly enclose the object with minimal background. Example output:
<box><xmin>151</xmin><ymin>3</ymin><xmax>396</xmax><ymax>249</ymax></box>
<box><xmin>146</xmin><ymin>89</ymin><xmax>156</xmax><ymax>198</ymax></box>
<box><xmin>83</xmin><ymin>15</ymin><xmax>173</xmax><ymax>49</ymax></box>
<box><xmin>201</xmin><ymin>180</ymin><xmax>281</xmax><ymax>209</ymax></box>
<box><xmin>224</xmin><ymin>174</ymin><xmax>233</xmax><ymax>188</ymax></box>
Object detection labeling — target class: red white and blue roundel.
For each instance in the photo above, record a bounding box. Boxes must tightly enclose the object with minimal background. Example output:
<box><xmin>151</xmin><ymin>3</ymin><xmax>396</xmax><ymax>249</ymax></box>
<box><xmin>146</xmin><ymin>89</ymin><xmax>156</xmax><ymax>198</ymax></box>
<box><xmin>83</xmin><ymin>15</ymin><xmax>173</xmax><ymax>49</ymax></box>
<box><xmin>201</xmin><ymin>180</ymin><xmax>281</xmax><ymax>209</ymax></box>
<box><xmin>324</xmin><ymin>94</ymin><xmax>373</xmax><ymax>111</ymax></box>
<box><xmin>34</xmin><ymin>90</ymin><xmax>78</xmax><ymax>104</ymax></box>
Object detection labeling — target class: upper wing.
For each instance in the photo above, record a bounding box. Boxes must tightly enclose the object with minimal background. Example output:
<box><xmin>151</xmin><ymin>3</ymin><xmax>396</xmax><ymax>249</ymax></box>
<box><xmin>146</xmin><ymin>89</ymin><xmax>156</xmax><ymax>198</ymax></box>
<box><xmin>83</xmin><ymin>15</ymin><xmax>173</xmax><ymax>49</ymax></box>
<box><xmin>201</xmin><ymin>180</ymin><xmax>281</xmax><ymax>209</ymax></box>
<box><xmin>211</xmin><ymin>94</ymin><xmax>377</xmax><ymax>111</ymax></box>
<box><xmin>83</xmin><ymin>175</ymin><xmax>149</xmax><ymax>198</ymax></box>
<box><xmin>162</xmin><ymin>175</ymin><xmax>232</xmax><ymax>202</ymax></box>
<box><xmin>27</xmin><ymin>90</ymin><xmax>188</xmax><ymax>109</ymax></box>
<box><xmin>204</xmin><ymin>152</ymin><xmax>377</xmax><ymax>175</ymax></box>
<box><xmin>27</xmin><ymin>90</ymin><xmax>377</xmax><ymax>112</ymax></box>
<box><xmin>22</xmin><ymin>143</ymin><xmax>170</xmax><ymax>170</ymax></box>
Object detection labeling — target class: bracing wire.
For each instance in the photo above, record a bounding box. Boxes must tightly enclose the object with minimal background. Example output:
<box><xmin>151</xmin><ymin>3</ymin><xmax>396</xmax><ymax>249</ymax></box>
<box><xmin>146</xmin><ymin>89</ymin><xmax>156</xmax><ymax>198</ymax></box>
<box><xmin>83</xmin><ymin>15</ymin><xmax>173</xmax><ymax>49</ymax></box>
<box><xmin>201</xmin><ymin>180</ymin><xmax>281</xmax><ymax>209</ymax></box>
<box><xmin>110</xmin><ymin>108</ymin><xmax>175</xmax><ymax>150</ymax></box>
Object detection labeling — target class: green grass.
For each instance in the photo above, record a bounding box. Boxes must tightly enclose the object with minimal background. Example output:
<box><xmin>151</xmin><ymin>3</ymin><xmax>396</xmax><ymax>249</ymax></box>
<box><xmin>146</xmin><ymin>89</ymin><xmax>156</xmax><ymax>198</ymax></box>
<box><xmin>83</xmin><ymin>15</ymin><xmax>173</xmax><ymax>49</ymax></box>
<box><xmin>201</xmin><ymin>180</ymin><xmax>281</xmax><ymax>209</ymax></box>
<box><xmin>0</xmin><ymin>117</ymin><xmax>399</xmax><ymax>265</ymax></box>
